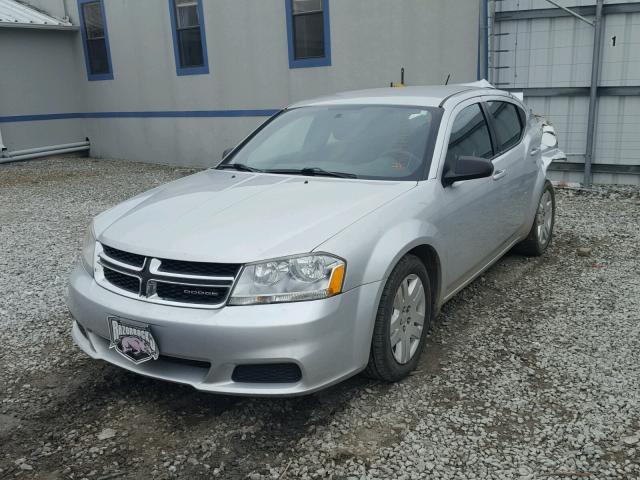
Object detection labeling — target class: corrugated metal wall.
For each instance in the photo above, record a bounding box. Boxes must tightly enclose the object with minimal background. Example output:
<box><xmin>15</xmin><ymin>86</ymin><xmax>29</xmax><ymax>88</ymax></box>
<box><xmin>493</xmin><ymin>0</ymin><xmax>640</xmax><ymax>185</ymax></box>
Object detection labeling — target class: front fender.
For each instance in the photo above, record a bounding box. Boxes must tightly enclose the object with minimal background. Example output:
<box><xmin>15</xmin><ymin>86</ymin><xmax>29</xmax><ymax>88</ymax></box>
<box><xmin>314</xmin><ymin>190</ymin><xmax>445</xmax><ymax>302</ymax></box>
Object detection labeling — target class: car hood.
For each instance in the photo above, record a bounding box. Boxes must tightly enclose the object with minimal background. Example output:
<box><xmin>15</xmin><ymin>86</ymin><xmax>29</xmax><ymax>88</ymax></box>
<box><xmin>96</xmin><ymin>169</ymin><xmax>415</xmax><ymax>263</ymax></box>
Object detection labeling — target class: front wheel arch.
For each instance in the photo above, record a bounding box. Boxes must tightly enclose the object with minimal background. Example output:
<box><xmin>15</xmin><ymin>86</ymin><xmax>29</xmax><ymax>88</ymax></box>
<box><xmin>404</xmin><ymin>244</ymin><xmax>442</xmax><ymax>318</ymax></box>
<box><xmin>364</xmin><ymin>253</ymin><xmax>433</xmax><ymax>381</ymax></box>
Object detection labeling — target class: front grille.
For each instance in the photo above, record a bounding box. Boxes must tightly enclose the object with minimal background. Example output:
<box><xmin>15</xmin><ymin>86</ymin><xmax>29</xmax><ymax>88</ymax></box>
<box><xmin>155</xmin><ymin>282</ymin><xmax>229</xmax><ymax>305</ymax></box>
<box><xmin>158</xmin><ymin>259</ymin><xmax>240</xmax><ymax>277</ymax></box>
<box><xmin>232</xmin><ymin>364</ymin><xmax>302</xmax><ymax>384</ymax></box>
<box><xmin>103</xmin><ymin>267</ymin><xmax>141</xmax><ymax>294</ymax></box>
<box><xmin>102</xmin><ymin>245</ymin><xmax>145</xmax><ymax>268</ymax></box>
<box><xmin>97</xmin><ymin>243</ymin><xmax>240</xmax><ymax>308</ymax></box>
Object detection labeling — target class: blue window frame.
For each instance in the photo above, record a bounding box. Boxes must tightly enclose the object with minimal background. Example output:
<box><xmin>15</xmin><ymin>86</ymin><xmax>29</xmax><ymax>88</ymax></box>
<box><xmin>169</xmin><ymin>0</ymin><xmax>209</xmax><ymax>76</ymax></box>
<box><xmin>285</xmin><ymin>0</ymin><xmax>331</xmax><ymax>68</ymax></box>
<box><xmin>78</xmin><ymin>0</ymin><xmax>113</xmax><ymax>81</ymax></box>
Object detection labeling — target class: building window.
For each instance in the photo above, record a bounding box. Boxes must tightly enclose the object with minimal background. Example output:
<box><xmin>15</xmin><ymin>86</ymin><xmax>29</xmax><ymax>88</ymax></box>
<box><xmin>169</xmin><ymin>0</ymin><xmax>209</xmax><ymax>75</ymax></box>
<box><xmin>78</xmin><ymin>0</ymin><xmax>113</xmax><ymax>80</ymax></box>
<box><xmin>285</xmin><ymin>0</ymin><xmax>331</xmax><ymax>68</ymax></box>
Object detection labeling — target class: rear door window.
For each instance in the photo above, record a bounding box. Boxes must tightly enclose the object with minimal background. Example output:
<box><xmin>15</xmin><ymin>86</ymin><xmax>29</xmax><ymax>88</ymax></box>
<box><xmin>446</xmin><ymin>103</ymin><xmax>494</xmax><ymax>165</ymax></box>
<box><xmin>487</xmin><ymin>101</ymin><xmax>525</xmax><ymax>153</ymax></box>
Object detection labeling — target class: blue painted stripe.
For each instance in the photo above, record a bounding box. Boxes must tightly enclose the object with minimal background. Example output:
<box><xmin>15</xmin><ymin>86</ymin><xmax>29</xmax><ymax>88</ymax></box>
<box><xmin>0</xmin><ymin>109</ymin><xmax>281</xmax><ymax>123</ymax></box>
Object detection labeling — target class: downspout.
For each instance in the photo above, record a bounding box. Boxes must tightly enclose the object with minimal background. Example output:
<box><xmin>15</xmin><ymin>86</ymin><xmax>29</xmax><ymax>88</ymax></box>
<box><xmin>477</xmin><ymin>0</ymin><xmax>489</xmax><ymax>80</ymax></box>
<box><xmin>584</xmin><ymin>0</ymin><xmax>605</xmax><ymax>187</ymax></box>
<box><xmin>484</xmin><ymin>0</ymin><xmax>489</xmax><ymax>80</ymax></box>
<box><xmin>477</xmin><ymin>0</ymin><xmax>487</xmax><ymax>80</ymax></box>
<box><xmin>477</xmin><ymin>0</ymin><xmax>481</xmax><ymax>80</ymax></box>
<box><xmin>0</xmin><ymin>140</ymin><xmax>90</xmax><ymax>165</ymax></box>
<box><xmin>487</xmin><ymin>0</ymin><xmax>495</xmax><ymax>84</ymax></box>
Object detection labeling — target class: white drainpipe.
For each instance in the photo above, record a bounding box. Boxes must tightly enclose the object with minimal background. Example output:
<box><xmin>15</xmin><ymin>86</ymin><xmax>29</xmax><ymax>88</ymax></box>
<box><xmin>0</xmin><ymin>140</ymin><xmax>90</xmax><ymax>164</ymax></box>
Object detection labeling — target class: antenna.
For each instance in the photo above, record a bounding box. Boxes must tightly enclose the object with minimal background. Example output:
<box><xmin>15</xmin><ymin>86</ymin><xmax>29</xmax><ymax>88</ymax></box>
<box><xmin>445</xmin><ymin>74</ymin><xmax>451</xmax><ymax>85</ymax></box>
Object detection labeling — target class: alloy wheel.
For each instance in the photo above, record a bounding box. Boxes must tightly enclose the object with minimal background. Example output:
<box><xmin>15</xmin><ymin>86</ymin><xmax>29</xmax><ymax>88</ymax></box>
<box><xmin>536</xmin><ymin>190</ymin><xmax>553</xmax><ymax>247</ymax></box>
<box><xmin>389</xmin><ymin>274</ymin><xmax>426</xmax><ymax>364</ymax></box>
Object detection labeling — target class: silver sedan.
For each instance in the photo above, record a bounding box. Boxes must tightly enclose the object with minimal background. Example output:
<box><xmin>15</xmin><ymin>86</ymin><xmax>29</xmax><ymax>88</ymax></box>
<box><xmin>67</xmin><ymin>83</ymin><xmax>559</xmax><ymax>396</ymax></box>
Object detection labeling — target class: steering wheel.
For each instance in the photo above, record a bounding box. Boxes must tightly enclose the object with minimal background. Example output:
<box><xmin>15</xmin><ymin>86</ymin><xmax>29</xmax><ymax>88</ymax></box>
<box><xmin>379</xmin><ymin>150</ymin><xmax>421</xmax><ymax>172</ymax></box>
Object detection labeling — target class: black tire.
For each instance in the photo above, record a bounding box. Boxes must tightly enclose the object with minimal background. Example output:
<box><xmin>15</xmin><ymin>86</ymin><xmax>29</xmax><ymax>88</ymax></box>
<box><xmin>515</xmin><ymin>180</ymin><xmax>556</xmax><ymax>256</ymax></box>
<box><xmin>364</xmin><ymin>254</ymin><xmax>432</xmax><ymax>382</ymax></box>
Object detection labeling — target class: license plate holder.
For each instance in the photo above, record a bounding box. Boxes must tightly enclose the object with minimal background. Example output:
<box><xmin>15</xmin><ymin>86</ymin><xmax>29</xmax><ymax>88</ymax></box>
<box><xmin>108</xmin><ymin>316</ymin><xmax>159</xmax><ymax>365</ymax></box>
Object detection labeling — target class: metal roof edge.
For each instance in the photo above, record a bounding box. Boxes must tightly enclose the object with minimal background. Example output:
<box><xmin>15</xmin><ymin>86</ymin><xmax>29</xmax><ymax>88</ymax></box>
<box><xmin>0</xmin><ymin>22</ymin><xmax>77</xmax><ymax>30</ymax></box>
<box><xmin>0</xmin><ymin>0</ymin><xmax>74</xmax><ymax>29</ymax></box>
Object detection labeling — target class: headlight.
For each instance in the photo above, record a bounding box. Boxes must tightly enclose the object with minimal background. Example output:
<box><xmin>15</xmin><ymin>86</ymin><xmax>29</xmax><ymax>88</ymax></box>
<box><xmin>228</xmin><ymin>254</ymin><xmax>346</xmax><ymax>306</ymax></box>
<box><xmin>81</xmin><ymin>223</ymin><xmax>96</xmax><ymax>276</ymax></box>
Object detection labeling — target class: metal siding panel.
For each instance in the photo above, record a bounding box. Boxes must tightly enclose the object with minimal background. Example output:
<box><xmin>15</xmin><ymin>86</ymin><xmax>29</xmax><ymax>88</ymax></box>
<box><xmin>495</xmin><ymin>17</ymin><xmax>594</xmax><ymax>88</ymax></box>
<box><xmin>497</xmin><ymin>0</ymin><xmax>640</xmax><ymax>13</ymax></box>
<box><xmin>601</xmin><ymin>12</ymin><xmax>640</xmax><ymax>85</ymax></box>
<box><xmin>493</xmin><ymin>1</ymin><xmax>640</xmax><ymax>184</ymax></box>
<box><xmin>548</xmin><ymin>170</ymin><xmax>640</xmax><ymax>186</ymax></box>
<box><xmin>595</xmin><ymin>98</ymin><xmax>640</xmax><ymax>168</ymax></box>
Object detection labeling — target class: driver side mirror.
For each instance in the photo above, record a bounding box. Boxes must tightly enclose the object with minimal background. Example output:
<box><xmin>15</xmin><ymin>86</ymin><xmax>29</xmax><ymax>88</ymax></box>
<box><xmin>222</xmin><ymin>147</ymin><xmax>234</xmax><ymax>160</ymax></box>
<box><xmin>442</xmin><ymin>155</ymin><xmax>494</xmax><ymax>187</ymax></box>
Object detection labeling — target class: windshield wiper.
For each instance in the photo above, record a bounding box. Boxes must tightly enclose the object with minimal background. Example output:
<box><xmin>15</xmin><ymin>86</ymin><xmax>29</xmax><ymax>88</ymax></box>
<box><xmin>265</xmin><ymin>167</ymin><xmax>358</xmax><ymax>179</ymax></box>
<box><xmin>217</xmin><ymin>163</ymin><xmax>264</xmax><ymax>173</ymax></box>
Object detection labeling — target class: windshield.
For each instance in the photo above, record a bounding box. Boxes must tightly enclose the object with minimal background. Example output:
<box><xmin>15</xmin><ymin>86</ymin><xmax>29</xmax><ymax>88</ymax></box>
<box><xmin>219</xmin><ymin>105</ymin><xmax>441</xmax><ymax>180</ymax></box>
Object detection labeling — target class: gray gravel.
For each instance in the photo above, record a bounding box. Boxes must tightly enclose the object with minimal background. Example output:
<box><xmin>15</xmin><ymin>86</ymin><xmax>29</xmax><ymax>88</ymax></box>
<box><xmin>1</xmin><ymin>157</ymin><xmax>639</xmax><ymax>480</ymax></box>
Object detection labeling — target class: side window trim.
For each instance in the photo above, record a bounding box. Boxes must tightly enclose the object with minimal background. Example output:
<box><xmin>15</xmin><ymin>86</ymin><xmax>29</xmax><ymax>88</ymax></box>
<box><xmin>285</xmin><ymin>0</ymin><xmax>332</xmax><ymax>69</ymax></box>
<box><xmin>168</xmin><ymin>0</ymin><xmax>210</xmax><ymax>76</ymax></box>
<box><xmin>444</xmin><ymin>101</ymin><xmax>495</xmax><ymax>165</ymax></box>
<box><xmin>78</xmin><ymin>0</ymin><xmax>113</xmax><ymax>81</ymax></box>
<box><xmin>483</xmin><ymin>98</ymin><xmax>526</xmax><ymax>159</ymax></box>
<box><xmin>480</xmin><ymin>101</ymin><xmax>500</xmax><ymax>160</ymax></box>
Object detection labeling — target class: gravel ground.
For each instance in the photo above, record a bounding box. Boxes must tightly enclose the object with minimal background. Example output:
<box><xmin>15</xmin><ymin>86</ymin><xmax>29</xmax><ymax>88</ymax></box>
<box><xmin>1</xmin><ymin>157</ymin><xmax>639</xmax><ymax>480</ymax></box>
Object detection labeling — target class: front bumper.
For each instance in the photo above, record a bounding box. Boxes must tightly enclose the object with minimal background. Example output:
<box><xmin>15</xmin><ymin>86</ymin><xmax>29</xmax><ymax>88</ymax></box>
<box><xmin>66</xmin><ymin>264</ymin><xmax>380</xmax><ymax>396</ymax></box>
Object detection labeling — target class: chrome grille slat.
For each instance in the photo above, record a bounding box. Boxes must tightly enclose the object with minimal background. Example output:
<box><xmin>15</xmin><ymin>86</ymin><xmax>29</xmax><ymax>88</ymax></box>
<box><xmin>94</xmin><ymin>243</ymin><xmax>241</xmax><ymax>309</ymax></box>
<box><xmin>158</xmin><ymin>258</ymin><xmax>240</xmax><ymax>277</ymax></box>
<box><xmin>99</xmin><ymin>253</ymin><xmax>145</xmax><ymax>272</ymax></box>
<box><xmin>101</xmin><ymin>244</ymin><xmax>145</xmax><ymax>268</ymax></box>
<box><xmin>148</xmin><ymin>258</ymin><xmax>235</xmax><ymax>282</ymax></box>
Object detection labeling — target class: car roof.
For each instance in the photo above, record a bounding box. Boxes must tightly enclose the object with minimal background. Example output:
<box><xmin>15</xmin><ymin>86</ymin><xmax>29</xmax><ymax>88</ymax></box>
<box><xmin>289</xmin><ymin>81</ymin><xmax>511</xmax><ymax>109</ymax></box>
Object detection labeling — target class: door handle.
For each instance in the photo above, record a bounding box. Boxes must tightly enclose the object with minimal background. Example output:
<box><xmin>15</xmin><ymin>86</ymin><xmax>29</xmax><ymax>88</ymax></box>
<box><xmin>530</xmin><ymin>148</ymin><xmax>540</xmax><ymax>156</ymax></box>
<box><xmin>493</xmin><ymin>169</ymin><xmax>507</xmax><ymax>181</ymax></box>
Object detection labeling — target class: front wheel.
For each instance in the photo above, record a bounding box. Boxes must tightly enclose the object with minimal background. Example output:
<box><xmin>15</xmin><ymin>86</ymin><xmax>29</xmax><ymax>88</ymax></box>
<box><xmin>364</xmin><ymin>255</ymin><xmax>431</xmax><ymax>382</ymax></box>
<box><xmin>515</xmin><ymin>180</ymin><xmax>556</xmax><ymax>256</ymax></box>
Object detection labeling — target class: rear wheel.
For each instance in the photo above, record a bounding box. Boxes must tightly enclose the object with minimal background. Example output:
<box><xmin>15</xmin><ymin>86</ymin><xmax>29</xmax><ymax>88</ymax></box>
<box><xmin>515</xmin><ymin>180</ymin><xmax>556</xmax><ymax>256</ymax></box>
<box><xmin>364</xmin><ymin>255</ymin><xmax>431</xmax><ymax>382</ymax></box>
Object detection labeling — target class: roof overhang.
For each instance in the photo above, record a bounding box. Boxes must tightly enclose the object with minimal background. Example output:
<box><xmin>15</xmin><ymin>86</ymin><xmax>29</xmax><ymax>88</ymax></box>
<box><xmin>0</xmin><ymin>22</ymin><xmax>77</xmax><ymax>30</ymax></box>
<box><xmin>0</xmin><ymin>0</ymin><xmax>76</xmax><ymax>31</ymax></box>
